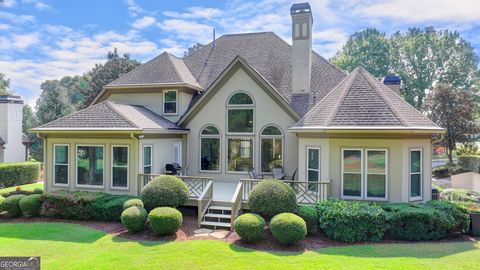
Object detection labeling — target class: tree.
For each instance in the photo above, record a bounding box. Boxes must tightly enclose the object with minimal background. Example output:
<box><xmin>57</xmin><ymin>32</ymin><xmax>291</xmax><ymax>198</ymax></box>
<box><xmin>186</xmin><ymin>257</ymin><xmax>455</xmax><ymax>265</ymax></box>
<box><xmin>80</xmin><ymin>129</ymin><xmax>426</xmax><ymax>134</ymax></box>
<box><xmin>331</xmin><ymin>28</ymin><xmax>391</xmax><ymax>78</ymax></box>
<box><xmin>183</xmin><ymin>43</ymin><xmax>204</xmax><ymax>58</ymax></box>
<box><xmin>424</xmin><ymin>83</ymin><xmax>479</xmax><ymax>164</ymax></box>
<box><xmin>59</xmin><ymin>75</ymin><xmax>91</xmax><ymax>109</ymax></box>
<box><xmin>0</xmin><ymin>73</ymin><xmax>13</xmax><ymax>95</ymax></box>
<box><xmin>36</xmin><ymin>80</ymin><xmax>74</xmax><ymax>125</ymax></box>
<box><xmin>22</xmin><ymin>104</ymin><xmax>42</xmax><ymax>161</ymax></box>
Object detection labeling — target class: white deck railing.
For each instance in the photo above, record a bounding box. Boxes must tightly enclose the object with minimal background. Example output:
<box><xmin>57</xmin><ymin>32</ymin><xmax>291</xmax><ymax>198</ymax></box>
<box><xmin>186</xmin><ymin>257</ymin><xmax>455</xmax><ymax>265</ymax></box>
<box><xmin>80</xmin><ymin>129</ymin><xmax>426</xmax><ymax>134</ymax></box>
<box><xmin>138</xmin><ymin>174</ymin><xmax>213</xmax><ymax>199</ymax></box>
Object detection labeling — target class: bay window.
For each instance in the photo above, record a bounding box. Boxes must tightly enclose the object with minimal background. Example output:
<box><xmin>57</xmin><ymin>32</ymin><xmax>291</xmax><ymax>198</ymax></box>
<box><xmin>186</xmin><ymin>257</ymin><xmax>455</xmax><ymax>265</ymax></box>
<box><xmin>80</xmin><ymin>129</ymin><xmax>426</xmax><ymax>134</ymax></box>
<box><xmin>200</xmin><ymin>126</ymin><xmax>221</xmax><ymax>172</ymax></box>
<box><xmin>76</xmin><ymin>145</ymin><xmax>104</xmax><ymax>187</ymax></box>
<box><xmin>261</xmin><ymin>126</ymin><xmax>283</xmax><ymax>172</ymax></box>
<box><xmin>54</xmin><ymin>144</ymin><xmax>69</xmax><ymax>185</ymax></box>
<box><xmin>112</xmin><ymin>146</ymin><xmax>128</xmax><ymax>189</ymax></box>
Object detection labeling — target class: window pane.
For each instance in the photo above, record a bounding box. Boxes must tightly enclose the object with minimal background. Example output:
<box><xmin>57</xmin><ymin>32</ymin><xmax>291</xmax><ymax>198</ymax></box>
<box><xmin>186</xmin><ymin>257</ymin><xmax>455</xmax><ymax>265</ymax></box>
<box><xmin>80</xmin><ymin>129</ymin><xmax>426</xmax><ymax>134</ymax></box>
<box><xmin>113</xmin><ymin>167</ymin><xmax>128</xmax><ymax>187</ymax></box>
<box><xmin>261</xmin><ymin>138</ymin><xmax>283</xmax><ymax>172</ymax></box>
<box><xmin>164</xmin><ymin>91</ymin><xmax>177</xmax><ymax>102</ymax></box>
<box><xmin>143</xmin><ymin>166</ymin><xmax>151</xmax><ymax>174</ymax></box>
<box><xmin>201</xmin><ymin>138</ymin><xmax>220</xmax><ymax>171</ymax></box>
<box><xmin>164</xmin><ymin>102</ymin><xmax>176</xmax><ymax>114</ymax></box>
<box><xmin>367</xmin><ymin>174</ymin><xmax>386</xmax><ymax>198</ymax></box>
<box><xmin>343</xmin><ymin>173</ymin><xmax>361</xmax><ymax>197</ymax></box>
<box><xmin>367</xmin><ymin>150</ymin><xmax>386</xmax><ymax>174</ymax></box>
<box><xmin>308</xmin><ymin>148</ymin><xmax>319</xmax><ymax>170</ymax></box>
<box><xmin>228</xmin><ymin>92</ymin><xmax>253</xmax><ymax>105</ymax></box>
<box><xmin>308</xmin><ymin>170</ymin><xmax>319</xmax><ymax>182</ymax></box>
<box><xmin>144</xmin><ymin>147</ymin><xmax>151</xmax><ymax>166</ymax></box>
<box><xmin>410</xmin><ymin>150</ymin><xmax>421</xmax><ymax>173</ymax></box>
<box><xmin>54</xmin><ymin>165</ymin><xmax>68</xmax><ymax>184</ymax></box>
<box><xmin>343</xmin><ymin>150</ymin><xmax>361</xmax><ymax>173</ymax></box>
<box><xmin>55</xmin><ymin>145</ymin><xmax>68</xmax><ymax>164</ymax></box>
<box><xmin>113</xmin><ymin>147</ymin><xmax>128</xmax><ymax>167</ymax></box>
<box><xmin>77</xmin><ymin>146</ymin><xmax>104</xmax><ymax>186</ymax></box>
<box><xmin>201</xmin><ymin>126</ymin><xmax>220</xmax><ymax>135</ymax></box>
<box><xmin>228</xmin><ymin>138</ymin><xmax>253</xmax><ymax>172</ymax></box>
<box><xmin>228</xmin><ymin>109</ymin><xmax>253</xmax><ymax>133</ymax></box>
<box><xmin>262</xmin><ymin>126</ymin><xmax>282</xmax><ymax>135</ymax></box>
<box><xmin>411</xmin><ymin>174</ymin><xmax>421</xmax><ymax>197</ymax></box>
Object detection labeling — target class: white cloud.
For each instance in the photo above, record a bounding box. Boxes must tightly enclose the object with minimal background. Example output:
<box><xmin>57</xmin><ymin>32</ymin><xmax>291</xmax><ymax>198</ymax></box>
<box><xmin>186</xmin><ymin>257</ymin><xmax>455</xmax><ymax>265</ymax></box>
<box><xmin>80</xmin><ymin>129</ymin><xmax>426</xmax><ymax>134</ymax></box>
<box><xmin>124</xmin><ymin>0</ymin><xmax>144</xmax><ymax>17</ymax></box>
<box><xmin>22</xmin><ymin>0</ymin><xmax>51</xmax><ymax>10</ymax></box>
<box><xmin>0</xmin><ymin>11</ymin><xmax>35</xmax><ymax>23</ymax></box>
<box><xmin>0</xmin><ymin>33</ymin><xmax>39</xmax><ymax>50</ymax></box>
<box><xmin>163</xmin><ymin>7</ymin><xmax>222</xmax><ymax>19</ymax></box>
<box><xmin>157</xmin><ymin>19</ymin><xmax>213</xmax><ymax>43</ymax></box>
<box><xmin>0</xmin><ymin>0</ymin><xmax>16</xmax><ymax>8</ymax></box>
<box><xmin>132</xmin><ymin>16</ymin><xmax>156</xmax><ymax>29</ymax></box>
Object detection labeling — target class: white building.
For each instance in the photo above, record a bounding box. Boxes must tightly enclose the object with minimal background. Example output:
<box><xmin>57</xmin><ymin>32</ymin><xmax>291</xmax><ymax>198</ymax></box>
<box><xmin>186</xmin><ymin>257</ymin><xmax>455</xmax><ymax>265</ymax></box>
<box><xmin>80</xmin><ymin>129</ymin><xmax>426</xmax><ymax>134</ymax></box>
<box><xmin>0</xmin><ymin>95</ymin><xmax>31</xmax><ymax>162</ymax></box>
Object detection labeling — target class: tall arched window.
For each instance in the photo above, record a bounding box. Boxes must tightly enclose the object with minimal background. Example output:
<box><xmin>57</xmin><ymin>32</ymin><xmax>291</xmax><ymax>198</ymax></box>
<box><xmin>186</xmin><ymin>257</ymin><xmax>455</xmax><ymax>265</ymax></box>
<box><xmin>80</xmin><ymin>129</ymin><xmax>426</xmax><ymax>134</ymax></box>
<box><xmin>200</xmin><ymin>125</ymin><xmax>221</xmax><ymax>172</ymax></box>
<box><xmin>260</xmin><ymin>125</ymin><xmax>283</xmax><ymax>173</ymax></box>
<box><xmin>227</xmin><ymin>92</ymin><xmax>254</xmax><ymax>134</ymax></box>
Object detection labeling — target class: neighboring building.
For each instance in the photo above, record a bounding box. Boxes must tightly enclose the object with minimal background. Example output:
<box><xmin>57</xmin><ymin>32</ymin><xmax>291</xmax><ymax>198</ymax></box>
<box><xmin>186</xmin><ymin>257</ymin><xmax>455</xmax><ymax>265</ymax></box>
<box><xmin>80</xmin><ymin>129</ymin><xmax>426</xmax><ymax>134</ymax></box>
<box><xmin>32</xmin><ymin>2</ymin><xmax>444</xmax><ymax>228</ymax></box>
<box><xmin>0</xmin><ymin>95</ymin><xmax>32</xmax><ymax>162</ymax></box>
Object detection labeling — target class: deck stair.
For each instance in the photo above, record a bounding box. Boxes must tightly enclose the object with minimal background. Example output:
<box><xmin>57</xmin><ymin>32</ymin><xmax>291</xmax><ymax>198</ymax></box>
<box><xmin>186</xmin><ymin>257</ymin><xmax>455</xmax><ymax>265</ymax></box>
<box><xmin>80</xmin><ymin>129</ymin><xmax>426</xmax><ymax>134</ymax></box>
<box><xmin>200</xmin><ymin>205</ymin><xmax>232</xmax><ymax>230</ymax></box>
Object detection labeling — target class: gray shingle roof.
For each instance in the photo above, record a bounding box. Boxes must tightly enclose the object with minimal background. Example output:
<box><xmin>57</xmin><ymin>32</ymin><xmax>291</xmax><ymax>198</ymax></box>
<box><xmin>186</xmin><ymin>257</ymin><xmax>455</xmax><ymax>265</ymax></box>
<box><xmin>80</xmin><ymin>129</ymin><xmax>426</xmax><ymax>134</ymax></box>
<box><xmin>33</xmin><ymin>101</ymin><xmax>180</xmax><ymax>131</ymax></box>
<box><xmin>293</xmin><ymin>67</ymin><xmax>442</xmax><ymax>129</ymax></box>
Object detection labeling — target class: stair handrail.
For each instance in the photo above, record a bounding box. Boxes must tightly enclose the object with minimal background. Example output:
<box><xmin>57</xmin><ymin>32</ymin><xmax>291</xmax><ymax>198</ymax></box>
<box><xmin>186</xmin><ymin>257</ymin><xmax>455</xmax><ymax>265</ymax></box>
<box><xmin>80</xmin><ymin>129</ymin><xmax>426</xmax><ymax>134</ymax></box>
<box><xmin>197</xmin><ymin>180</ymin><xmax>213</xmax><ymax>227</ymax></box>
<box><xmin>230</xmin><ymin>181</ymin><xmax>244</xmax><ymax>230</ymax></box>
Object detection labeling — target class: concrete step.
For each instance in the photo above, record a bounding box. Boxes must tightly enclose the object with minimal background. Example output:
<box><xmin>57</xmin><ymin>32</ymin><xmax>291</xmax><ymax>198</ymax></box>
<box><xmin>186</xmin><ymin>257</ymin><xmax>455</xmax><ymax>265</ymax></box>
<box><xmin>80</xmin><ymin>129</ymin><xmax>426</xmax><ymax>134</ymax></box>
<box><xmin>200</xmin><ymin>221</ymin><xmax>231</xmax><ymax>230</ymax></box>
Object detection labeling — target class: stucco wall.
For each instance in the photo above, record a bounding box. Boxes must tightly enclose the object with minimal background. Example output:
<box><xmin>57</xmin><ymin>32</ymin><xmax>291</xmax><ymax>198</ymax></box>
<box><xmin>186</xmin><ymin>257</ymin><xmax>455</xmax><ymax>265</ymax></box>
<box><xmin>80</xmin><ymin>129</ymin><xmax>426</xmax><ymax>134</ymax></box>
<box><xmin>138</xmin><ymin>135</ymin><xmax>186</xmax><ymax>174</ymax></box>
<box><xmin>0</xmin><ymin>102</ymin><xmax>25</xmax><ymax>162</ymax></box>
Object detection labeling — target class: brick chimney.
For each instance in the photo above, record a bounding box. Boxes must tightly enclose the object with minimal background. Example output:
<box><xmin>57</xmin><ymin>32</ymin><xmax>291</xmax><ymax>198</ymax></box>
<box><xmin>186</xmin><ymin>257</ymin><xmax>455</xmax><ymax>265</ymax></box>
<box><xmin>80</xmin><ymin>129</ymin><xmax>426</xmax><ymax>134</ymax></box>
<box><xmin>291</xmin><ymin>2</ymin><xmax>312</xmax><ymax>94</ymax></box>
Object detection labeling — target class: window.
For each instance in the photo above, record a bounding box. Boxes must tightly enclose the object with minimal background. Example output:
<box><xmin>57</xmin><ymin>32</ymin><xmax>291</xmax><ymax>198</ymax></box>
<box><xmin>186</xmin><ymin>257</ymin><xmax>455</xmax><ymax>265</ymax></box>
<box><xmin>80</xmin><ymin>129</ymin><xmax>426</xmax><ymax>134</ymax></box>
<box><xmin>173</xmin><ymin>142</ymin><xmax>182</xmax><ymax>166</ymax></box>
<box><xmin>112</xmin><ymin>146</ymin><xmax>128</xmax><ymax>189</ymax></box>
<box><xmin>227</xmin><ymin>92</ymin><xmax>254</xmax><ymax>134</ymax></box>
<box><xmin>307</xmin><ymin>147</ymin><xmax>320</xmax><ymax>183</ymax></box>
<box><xmin>228</xmin><ymin>138</ymin><xmax>253</xmax><ymax>172</ymax></box>
<box><xmin>366</xmin><ymin>150</ymin><xmax>387</xmax><ymax>199</ymax></box>
<box><xmin>143</xmin><ymin>145</ymin><xmax>152</xmax><ymax>174</ymax></box>
<box><xmin>54</xmin><ymin>144</ymin><xmax>69</xmax><ymax>185</ymax></box>
<box><xmin>76</xmin><ymin>145</ymin><xmax>104</xmax><ymax>187</ymax></box>
<box><xmin>342</xmin><ymin>149</ymin><xmax>363</xmax><ymax>198</ymax></box>
<box><xmin>410</xmin><ymin>149</ymin><xmax>422</xmax><ymax>200</ymax></box>
<box><xmin>200</xmin><ymin>125</ymin><xmax>220</xmax><ymax>172</ymax></box>
<box><xmin>163</xmin><ymin>90</ymin><xmax>177</xmax><ymax>115</ymax></box>
<box><xmin>260</xmin><ymin>126</ymin><xmax>283</xmax><ymax>172</ymax></box>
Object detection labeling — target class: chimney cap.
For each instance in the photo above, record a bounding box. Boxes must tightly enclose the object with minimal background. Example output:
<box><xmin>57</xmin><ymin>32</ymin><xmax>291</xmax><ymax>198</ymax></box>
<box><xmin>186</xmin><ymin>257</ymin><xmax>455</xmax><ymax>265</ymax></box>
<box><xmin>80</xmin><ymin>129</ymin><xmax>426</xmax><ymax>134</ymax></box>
<box><xmin>0</xmin><ymin>95</ymin><xmax>24</xmax><ymax>104</ymax></box>
<box><xmin>382</xmin><ymin>76</ymin><xmax>401</xmax><ymax>85</ymax></box>
<box><xmin>291</xmin><ymin>2</ymin><xmax>311</xmax><ymax>14</ymax></box>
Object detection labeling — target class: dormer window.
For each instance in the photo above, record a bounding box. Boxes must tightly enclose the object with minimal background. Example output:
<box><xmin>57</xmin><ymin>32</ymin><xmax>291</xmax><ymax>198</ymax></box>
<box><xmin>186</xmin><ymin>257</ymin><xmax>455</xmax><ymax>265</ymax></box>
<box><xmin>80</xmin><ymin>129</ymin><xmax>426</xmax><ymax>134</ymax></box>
<box><xmin>163</xmin><ymin>90</ymin><xmax>178</xmax><ymax>115</ymax></box>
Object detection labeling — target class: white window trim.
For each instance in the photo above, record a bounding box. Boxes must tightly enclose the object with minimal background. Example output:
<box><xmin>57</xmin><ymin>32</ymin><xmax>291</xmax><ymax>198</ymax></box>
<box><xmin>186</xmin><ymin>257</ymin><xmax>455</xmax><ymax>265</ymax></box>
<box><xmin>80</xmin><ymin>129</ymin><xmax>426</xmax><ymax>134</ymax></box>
<box><xmin>53</xmin><ymin>144</ymin><xmax>69</xmax><ymax>187</ymax></box>
<box><xmin>260</xmin><ymin>125</ymin><xmax>284</xmax><ymax>173</ymax></box>
<box><xmin>226</xmin><ymin>137</ymin><xmax>254</xmax><ymax>174</ymax></box>
<box><xmin>75</xmin><ymin>144</ymin><xmax>105</xmax><ymax>189</ymax></box>
<box><xmin>226</xmin><ymin>91</ymin><xmax>255</xmax><ymax>135</ymax></box>
<box><xmin>111</xmin><ymin>145</ymin><xmax>129</xmax><ymax>190</ymax></box>
<box><xmin>409</xmin><ymin>148</ymin><xmax>423</xmax><ymax>201</ymax></box>
<box><xmin>199</xmin><ymin>125</ymin><xmax>221</xmax><ymax>173</ymax></box>
<box><xmin>365</xmin><ymin>149</ymin><xmax>388</xmax><ymax>201</ymax></box>
<box><xmin>306</xmin><ymin>147</ymin><xmax>320</xmax><ymax>182</ymax></box>
<box><xmin>163</xmin><ymin>89</ymin><xmax>178</xmax><ymax>115</ymax></box>
<box><xmin>173</xmin><ymin>142</ymin><xmax>182</xmax><ymax>167</ymax></box>
<box><xmin>143</xmin><ymin>144</ymin><xmax>153</xmax><ymax>174</ymax></box>
<box><xmin>341</xmin><ymin>148</ymin><xmax>364</xmax><ymax>200</ymax></box>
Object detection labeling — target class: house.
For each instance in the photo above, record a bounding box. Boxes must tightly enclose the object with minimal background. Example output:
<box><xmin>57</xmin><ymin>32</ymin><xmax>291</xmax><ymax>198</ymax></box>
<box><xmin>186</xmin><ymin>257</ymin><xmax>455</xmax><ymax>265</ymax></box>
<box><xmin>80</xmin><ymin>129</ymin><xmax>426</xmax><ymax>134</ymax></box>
<box><xmin>32</xmin><ymin>3</ymin><xmax>444</xmax><ymax>228</ymax></box>
<box><xmin>0</xmin><ymin>95</ymin><xmax>33</xmax><ymax>162</ymax></box>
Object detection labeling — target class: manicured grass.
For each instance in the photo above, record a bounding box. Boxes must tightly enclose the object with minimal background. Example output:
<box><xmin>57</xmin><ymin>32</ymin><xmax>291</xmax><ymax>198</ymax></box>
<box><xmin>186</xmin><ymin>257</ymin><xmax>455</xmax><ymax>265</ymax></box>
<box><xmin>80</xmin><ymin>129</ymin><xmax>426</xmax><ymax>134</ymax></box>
<box><xmin>1</xmin><ymin>222</ymin><xmax>480</xmax><ymax>269</ymax></box>
<box><xmin>0</xmin><ymin>182</ymin><xmax>43</xmax><ymax>195</ymax></box>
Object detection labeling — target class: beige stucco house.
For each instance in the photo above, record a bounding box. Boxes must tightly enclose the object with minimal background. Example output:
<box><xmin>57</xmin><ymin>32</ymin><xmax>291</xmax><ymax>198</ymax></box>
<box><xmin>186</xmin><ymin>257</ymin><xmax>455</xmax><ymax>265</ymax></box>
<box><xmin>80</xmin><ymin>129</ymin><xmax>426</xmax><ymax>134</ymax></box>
<box><xmin>32</xmin><ymin>3</ymin><xmax>444</xmax><ymax>229</ymax></box>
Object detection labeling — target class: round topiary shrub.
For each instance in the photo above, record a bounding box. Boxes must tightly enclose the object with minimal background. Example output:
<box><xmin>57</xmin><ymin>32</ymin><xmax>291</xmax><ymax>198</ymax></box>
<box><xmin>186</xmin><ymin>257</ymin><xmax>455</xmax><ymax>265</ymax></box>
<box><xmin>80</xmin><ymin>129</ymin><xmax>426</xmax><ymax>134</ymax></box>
<box><xmin>234</xmin><ymin>213</ymin><xmax>265</xmax><ymax>243</ymax></box>
<box><xmin>270</xmin><ymin>213</ymin><xmax>307</xmax><ymax>245</ymax></box>
<box><xmin>296</xmin><ymin>205</ymin><xmax>318</xmax><ymax>234</ymax></box>
<box><xmin>121</xmin><ymin>206</ymin><xmax>148</xmax><ymax>233</ymax></box>
<box><xmin>33</xmin><ymin>188</ymin><xmax>44</xmax><ymax>194</ymax></box>
<box><xmin>248</xmin><ymin>179</ymin><xmax>297</xmax><ymax>219</ymax></box>
<box><xmin>148</xmin><ymin>207</ymin><xmax>183</xmax><ymax>235</ymax></box>
<box><xmin>2</xmin><ymin>194</ymin><xmax>26</xmax><ymax>217</ymax></box>
<box><xmin>123</xmin><ymin>198</ymin><xmax>144</xmax><ymax>210</ymax></box>
<box><xmin>141</xmin><ymin>175</ymin><xmax>189</xmax><ymax>210</ymax></box>
<box><xmin>19</xmin><ymin>194</ymin><xmax>42</xmax><ymax>217</ymax></box>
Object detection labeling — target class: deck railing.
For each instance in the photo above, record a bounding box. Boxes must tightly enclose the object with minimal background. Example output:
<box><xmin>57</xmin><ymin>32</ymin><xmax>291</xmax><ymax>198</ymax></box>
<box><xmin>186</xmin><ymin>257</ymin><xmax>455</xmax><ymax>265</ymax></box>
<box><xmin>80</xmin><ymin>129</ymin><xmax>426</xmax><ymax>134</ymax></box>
<box><xmin>240</xmin><ymin>179</ymin><xmax>331</xmax><ymax>205</ymax></box>
<box><xmin>137</xmin><ymin>174</ymin><xmax>213</xmax><ymax>199</ymax></box>
<box><xmin>230</xmin><ymin>181</ymin><xmax>244</xmax><ymax>229</ymax></box>
<box><xmin>197</xmin><ymin>180</ymin><xmax>213</xmax><ymax>226</ymax></box>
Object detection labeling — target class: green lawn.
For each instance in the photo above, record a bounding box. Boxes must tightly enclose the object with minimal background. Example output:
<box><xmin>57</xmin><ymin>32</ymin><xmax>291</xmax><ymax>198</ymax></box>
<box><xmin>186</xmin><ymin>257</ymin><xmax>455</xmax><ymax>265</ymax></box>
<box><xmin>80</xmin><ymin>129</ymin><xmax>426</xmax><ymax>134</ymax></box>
<box><xmin>0</xmin><ymin>182</ymin><xmax>44</xmax><ymax>196</ymax></box>
<box><xmin>0</xmin><ymin>223</ymin><xmax>480</xmax><ymax>270</ymax></box>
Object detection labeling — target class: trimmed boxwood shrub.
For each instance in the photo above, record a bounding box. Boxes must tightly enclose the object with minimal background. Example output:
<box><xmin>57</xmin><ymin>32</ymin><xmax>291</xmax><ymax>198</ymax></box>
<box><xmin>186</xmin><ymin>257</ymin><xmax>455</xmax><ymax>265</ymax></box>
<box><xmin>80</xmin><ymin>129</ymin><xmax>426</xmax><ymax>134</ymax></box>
<box><xmin>148</xmin><ymin>207</ymin><xmax>183</xmax><ymax>235</ymax></box>
<box><xmin>0</xmin><ymin>162</ymin><xmax>40</xmax><ymax>188</ymax></box>
<box><xmin>234</xmin><ymin>213</ymin><xmax>265</xmax><ymax>243</ymax></box>
<box><xmin>1</xmin><ymin>187</ymin><xmax>43</xmax><ymax>198</ymax></box>
<box><xmin>316</xmin><ymin>200</ymin><xmax>387</xmax><ymax>243</ymax></box>
<box><xmin>141</xmin><ymin>176</ymin><xmax>189</xmax><ymax>210</ymax></box>
<box><xmin>88</xmin><ymin>194</ymin><xmax>136</xmax><ymax>221</ymax></box>
<box><xmin>123</xmin><ymin>199</ymin><xmax>144</xmax><ymax>210</ymax></box>
<box><xmin>296</xmin><ymin>205</ymin><xmax>318</xmax><ymax>234</ymax></box>
<box><xmin>248</xmin><ymin>179</ymin><xmax>297</xmax><ymax>219</ymax></box>
<box><xmin>121</xmin><ymin>206</ymin><xmax>148</xmax><ymax>232</ymax></box>
<box><xmin>19</xmin><ymin>194</ymin><xmax>42</xmax><ymax>217</ymax></box>
<box><xmin>270</xmin><ymin>213</ymin><xmax>307</xmax><ymax>245</ymax></box>
<box><xmin>2</xmin><ymin>194</ymin><xmax>26</xmax><ymax>217</ymax></box>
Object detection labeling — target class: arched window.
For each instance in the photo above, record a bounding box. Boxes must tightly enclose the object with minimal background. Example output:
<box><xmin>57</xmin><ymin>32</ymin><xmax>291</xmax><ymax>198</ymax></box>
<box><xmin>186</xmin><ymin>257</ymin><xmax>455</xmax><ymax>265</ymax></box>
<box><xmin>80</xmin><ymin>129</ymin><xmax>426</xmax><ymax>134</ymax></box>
<box><xmin>200</xmin><ymin>125</ymin><xmax>221</xmax><ymax>172</ymax></box>
<box><xmin>227</xmin><ymin>92</ymin><xmax>254</xmax><ymax>134</ymax></box>
<box><xmin>260</xmin><ymin>125</ymin><xmax>283</xmax><ymax>173</ymax></box>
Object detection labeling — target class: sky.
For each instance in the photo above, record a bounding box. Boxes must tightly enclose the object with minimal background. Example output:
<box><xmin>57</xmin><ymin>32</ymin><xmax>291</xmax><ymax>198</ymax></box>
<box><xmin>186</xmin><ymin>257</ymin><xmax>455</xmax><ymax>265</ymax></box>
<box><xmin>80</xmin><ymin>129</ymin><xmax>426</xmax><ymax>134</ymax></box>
<box><xmin>1</xmin><ymin>0</ymin><xmax>480</xmax><ymax>107</ymax></box>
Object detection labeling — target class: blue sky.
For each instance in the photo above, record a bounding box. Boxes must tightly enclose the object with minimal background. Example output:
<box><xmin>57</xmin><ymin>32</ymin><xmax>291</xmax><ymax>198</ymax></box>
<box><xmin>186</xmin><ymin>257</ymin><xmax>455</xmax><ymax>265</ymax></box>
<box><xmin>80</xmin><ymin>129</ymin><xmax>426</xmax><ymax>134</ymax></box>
<box><xmin>1</xmin><ymin>0</ymin><xmax>480</xmax><ymax>106</ymax></box>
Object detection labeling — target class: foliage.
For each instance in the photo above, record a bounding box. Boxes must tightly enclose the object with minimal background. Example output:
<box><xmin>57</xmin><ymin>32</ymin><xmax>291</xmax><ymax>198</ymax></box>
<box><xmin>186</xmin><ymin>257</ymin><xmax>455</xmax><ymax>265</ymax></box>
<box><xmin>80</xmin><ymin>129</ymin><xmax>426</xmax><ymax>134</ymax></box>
<box><xmin>0</xmin><ymin>195</ymin><xmax>4</xmax><ymax>209</ymax></box>
<box><xmin>123</xmin><ymin>198</ymin><xmax>144</xmax><ymax>211</ymax></box>
<box><xmin>1</xmin><ymin>194</ymin><xmax>26</xmax><ymax>217</ymax></box>
<box><xmin>457</xmin><ymin>142</ymin><xmax>480</xmax><ymax>156</ymax></box>
<box><xmin>35</xmin><ymin>79</ymin><xmax>75</xmax><ymax>126</ymax></box>
<box><xmin>0</xmin><ymin>73</ymin><xmax>12</xmax><ymax>95</ymax></box>
<box><xmin>432</xmin><ymin>165</ymin><xmax>451</xmax><ymax>178</ymax></box>
<box><xmin>316</xmin><ymin>200</ymin><xmax>387</xmax><ymax>243</ymax></box>
<box><xmin>440</xmin><ymin>188</ymin><xmax>480</xmax><ymax>203</ymax></box>
<box><xmin>148</xmin><ymin>207</ymin><xmax>183</xmax><ymax>235</ymax></box>
<box><xmin>457</xmin><ymin>155</ymin><xmax>480</xmax><ymax>173</ymax></box>
<box><xmin>88</xmin><ymin>194</ymin><xmax>136</xmax><ymax>221</ymax></box>
<box><xmin>141</xmin><ymin>175</ymin><xmax>189</xmax><ymax>210</ymax></box>
<box><xmin>121</xmin><ymin>206</ymin><xmax>148</xmax><ymax>233</ymax></box>
<box><xmin>427</xmin><ymin>200</ymin><xmax>469</xmax><ymax>232</ymax></box>
<box><xmin>0</xmin><ymin>183</ymin><xmax>43</xmax><ymax>197</ymax></box>
<box><xmin>269</xmin><ymin>213</ymin><xmax>307</xmax><ymax>245</ymax></box>
<box><xmin>0</xmin><ymin>162</ymin><xmax>40</xmax><ymax>188</ymax></box>
<box><xmin>296</xmin><ymin>205</ymin><xmax>318</xmax><ymax>234</ymax></box>
<box><xmin>424</xmin><ymin>84</ymin><xmax>479</xmax><ymax>164</ymax></box>
<box><xmin>22</xmin><ymin>105</ymin><xmax>42</xmax><ymax>161</ymax></box>
<box><xmin>19</xmin><ymin>194</ymin><xmax>42</xmax><ymax>217</ymax></box>
<box><xmin>234</xmin><ymin>213</ymin><xmax>265</xmax><ymax>243</ymax></box>
<box><xmin>183</xmin><ymin>43</ymin><xmax>204</xmax><ymax>58</ymax></box>
<box><xmin>248</xmin><ymin>179</ymin><xmax>297</xmax><ymax>220</ymax></box>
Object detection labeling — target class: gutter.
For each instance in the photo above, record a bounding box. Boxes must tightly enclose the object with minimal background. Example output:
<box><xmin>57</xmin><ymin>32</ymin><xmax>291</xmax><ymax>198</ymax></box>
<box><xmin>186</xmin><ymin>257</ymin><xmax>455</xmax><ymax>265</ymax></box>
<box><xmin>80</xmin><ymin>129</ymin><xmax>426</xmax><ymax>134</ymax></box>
<box><xmin>288</xmin><ymin>126</ymin><xmax>446</xmax><ymax>134</ymax></box>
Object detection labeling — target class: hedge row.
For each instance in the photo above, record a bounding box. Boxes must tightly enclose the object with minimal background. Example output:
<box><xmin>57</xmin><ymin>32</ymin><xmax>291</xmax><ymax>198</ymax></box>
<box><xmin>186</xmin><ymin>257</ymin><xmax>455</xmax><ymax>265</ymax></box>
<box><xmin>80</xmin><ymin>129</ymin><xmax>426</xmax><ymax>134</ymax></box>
<box><xmin>458</xmin><ymin>155</ymin><xmax>480</xmax><ymax>173</ymax></box>
<box><xmin>0</xmin><ymin>162</ymin><xmax>40</xmax><ymax>188</ymax></box>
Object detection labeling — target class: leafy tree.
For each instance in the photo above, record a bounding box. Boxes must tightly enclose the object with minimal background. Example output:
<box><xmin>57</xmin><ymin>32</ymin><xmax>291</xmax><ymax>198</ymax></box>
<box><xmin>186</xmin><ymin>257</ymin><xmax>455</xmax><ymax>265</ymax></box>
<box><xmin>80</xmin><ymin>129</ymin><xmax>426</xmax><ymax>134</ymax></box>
<box><xmin>183</xmin><ymin>43</ymin><xmax>204</xmax><ymax>58</ymax></box>
<box><xmin>0</xmin><ymin>73</ymin><xmax>13</xmax><ymax>95</ymax></box>
<box><xmin>424</xmin><ymin>83</ymin><xmax>479</xmax><ymax>164</ymax></box>
<box><xmin>59</xmin><ymin>75</ymin><xmax>91</xmax><ymax>109</ymax></box>
<box><xmin>331</xmin><ymin>28</ymin><xmax>391</xmax><ymax>78</ymax></box>
<box><xmin>36</xmin><ymin>80</ymin><xmax>74</xmax><ymax>125</ymax></box>
<box><xmin>22</xmin><ymin>104</ymin><xmax>42</xmax><ymax>161</ymax></box>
